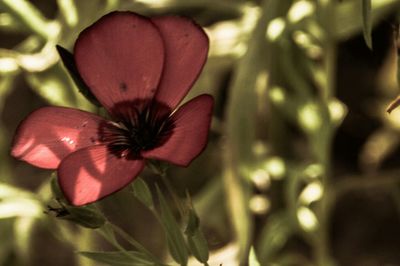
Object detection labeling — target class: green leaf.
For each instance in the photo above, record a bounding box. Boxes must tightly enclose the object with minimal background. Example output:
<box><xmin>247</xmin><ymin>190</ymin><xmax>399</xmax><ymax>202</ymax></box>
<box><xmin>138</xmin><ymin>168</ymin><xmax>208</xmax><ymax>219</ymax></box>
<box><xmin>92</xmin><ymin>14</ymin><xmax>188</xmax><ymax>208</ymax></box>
<box><xmin>79</xmin><ymin>251</ymin><xmax>156</xmax><ymax>266</ymax></box>
<box><xmin>248</xmin><ymin>247</ymin><xmax>261</xmax><ymax>266</ymax></box>
<box><xmin>97</xmin><ymin>223</ymin><xmax>120</xmax><ymax>247</ymax></box>
<box><xmin>184</xmin><ymin>198</ymin><xmax>209</xmax><ymax>264</ymax></box>
<box><xmin>156</xmin><ymin>185</ymin><xmax>188</xmax><ymax>265</ymax></box>
<box><xmin>186</xmin><ymin>230</ymin><xmax>209</xmax><ymax>264</ymax></box>
<box><xmin>131</xmin><ymin>178</ymin><xmax>154</xmax><ymax>209</ymax></box>
<box><xmin>48</xmin><ymin>177</ymin><xmax>105</xmax><ymax>228</ymax></box>
<box><xmin>257</xmin><ymin>212</ymin><xmax>293</xmax><ymax>262</ymax></box>
<box><xmin>224</xmin><ymin>0</ymin><xmax>277</xmax><ymax>259</ymax></box>
<box><xmin>362</xmin><ymin>0</ymin><xmax>373</xmax><ymax>49</ymax></box>
<box><xmin>63</xmin><ymin>205</ymin><xmax>106</xmax><ymax>229</ymax></box>
<box><xmin>334</xmin><ymin>0</ymin><xmax>400</xmax><ymax>41</ymax></box>
<box><xmin>47</xmin><ymin>203</ymin><xmax>106</xmax><ymax>229</ymax></box>
<box><xmin>56</xmin><ymin>45</ymin><xmax>101</xmax><ymax>106</ymax></box>
<box><xmin>99</xmin><ymin>222</ymin><xmax>161</xmax><ymax>264</ymax></box>
<box><xmin>184</xmin><ymin>209</ymin><xmax>199</xmax><ymax>237</ymax></box>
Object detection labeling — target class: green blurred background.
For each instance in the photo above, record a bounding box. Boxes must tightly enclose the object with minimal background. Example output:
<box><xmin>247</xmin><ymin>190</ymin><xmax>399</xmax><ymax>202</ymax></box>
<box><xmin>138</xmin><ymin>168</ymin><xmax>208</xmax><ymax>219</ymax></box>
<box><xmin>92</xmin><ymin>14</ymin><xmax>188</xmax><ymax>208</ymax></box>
<box><xmin>1</xmin><ymin>0</ymin><xmax>400</xmax><ymax>265</ymax></box>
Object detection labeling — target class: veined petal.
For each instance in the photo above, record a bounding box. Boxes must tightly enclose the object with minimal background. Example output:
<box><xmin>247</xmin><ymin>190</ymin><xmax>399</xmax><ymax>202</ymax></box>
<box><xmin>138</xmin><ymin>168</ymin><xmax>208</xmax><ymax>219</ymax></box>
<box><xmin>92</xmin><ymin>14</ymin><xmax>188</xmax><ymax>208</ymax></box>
<box><xmin>152</xmin><ymin>16</ymin><xmax>209</xmax><ymax>110</ymax></box>
<box><xmin>58</xmin><ymin>145</ymin><xmax>144</xmax><ymax>206</ymax></box>
<box><xmin>142</xmin><ymin>94</ymin><xmax>213</xmax><ymax>166</ymax></box>
<box><xmin>74</xmin><ymin>11</ymin><xmax>164</xmax><ymax>116</ymax></box>
<box><xmin>11</xmin><ymin>107</ymin><xmax>105</xmax><ymax>169</ymax></box>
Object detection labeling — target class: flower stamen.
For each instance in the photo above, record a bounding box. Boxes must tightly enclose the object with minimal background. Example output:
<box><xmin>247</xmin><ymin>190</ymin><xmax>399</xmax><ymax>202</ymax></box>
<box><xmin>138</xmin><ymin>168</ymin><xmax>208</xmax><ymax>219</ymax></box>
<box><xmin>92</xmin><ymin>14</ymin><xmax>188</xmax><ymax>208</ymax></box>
<box><xmin>99</xmin><ymin>101</ymin><xmax>174</xmax><ymax>158</ymax></box>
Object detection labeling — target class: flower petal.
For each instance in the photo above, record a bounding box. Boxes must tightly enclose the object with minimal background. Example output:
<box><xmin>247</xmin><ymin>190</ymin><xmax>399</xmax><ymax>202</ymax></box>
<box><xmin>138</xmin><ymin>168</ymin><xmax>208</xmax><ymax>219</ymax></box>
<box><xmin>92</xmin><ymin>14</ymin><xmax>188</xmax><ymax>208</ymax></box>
<box><xmin>74</xmin><ymin>11</ymin><xmax>164</xmax><ymax>115</ymax></box>
<box><xmin>152</xmin><ymin>16</ymin><xmax>209</xmax><ymax>110</ymax></box>
<box><xmin>11</xmin><ymin>107</ymin><xmax>105</xmax><ymax>169</ymax></box>
<box><xmin>58</xmin><ymin>145</ymin><xmax>145</xmax><ymax>206</ymax></box>
<box><xmin>142</xmin><ymin>94</ymin><xmax>213</xmax><ymax>166</ymax></box>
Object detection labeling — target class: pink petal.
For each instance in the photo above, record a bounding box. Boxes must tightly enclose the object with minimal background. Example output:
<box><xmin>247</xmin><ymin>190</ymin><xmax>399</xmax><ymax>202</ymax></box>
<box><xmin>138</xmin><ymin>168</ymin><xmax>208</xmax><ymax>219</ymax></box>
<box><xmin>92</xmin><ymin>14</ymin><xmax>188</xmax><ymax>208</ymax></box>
<box><xmin>142</xmin><ymin>94</ymin><xmax>213</xmax><ymax>166</ymax></box>
<box><xmin>74</xmin><ymin>12</ymin><xmax>164</xmax><ymax>115</ymax></box>
<box><xmin>11</xmin><ymin>107</ymin><xmax>105</xmax><ymax>169</ymax></box>
<box><xmin>152</xmin><ymin>16</ymin><xmax>209</xmax><ymax>110</ymax></box>
<box><xmin>58</xmin><ymin>145</ymin><xmax>144</xmax><ymax>206</ymax></box>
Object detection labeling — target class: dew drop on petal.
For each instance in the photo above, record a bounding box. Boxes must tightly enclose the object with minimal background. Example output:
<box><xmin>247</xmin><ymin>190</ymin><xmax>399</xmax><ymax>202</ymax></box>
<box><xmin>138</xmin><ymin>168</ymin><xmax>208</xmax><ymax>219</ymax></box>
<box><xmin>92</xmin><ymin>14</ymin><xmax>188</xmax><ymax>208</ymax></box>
<box><xmin>61</xmin><ymin>136</ymin><xmax>75</xmax><ymax>146</ymax></box>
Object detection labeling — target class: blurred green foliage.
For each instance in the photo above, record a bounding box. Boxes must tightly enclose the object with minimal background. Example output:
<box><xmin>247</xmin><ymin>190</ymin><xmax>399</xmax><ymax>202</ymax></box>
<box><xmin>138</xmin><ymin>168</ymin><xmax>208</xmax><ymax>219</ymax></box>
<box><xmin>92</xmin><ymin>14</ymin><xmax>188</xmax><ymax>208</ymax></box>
<box><xmin>2</xmin><ymin>0</ymin><xmax>400</xmax><ymax>265</ymax></box>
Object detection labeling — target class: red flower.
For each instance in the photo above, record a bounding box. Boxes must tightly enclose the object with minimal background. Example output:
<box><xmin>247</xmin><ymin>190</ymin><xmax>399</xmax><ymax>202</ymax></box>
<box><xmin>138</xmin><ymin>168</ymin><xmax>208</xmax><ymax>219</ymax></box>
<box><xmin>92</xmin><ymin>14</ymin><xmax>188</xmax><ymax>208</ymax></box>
<box><xmin>11</xmin><ymin>11</ymin><xmax>213</xmax><ymax>206</ymax></box>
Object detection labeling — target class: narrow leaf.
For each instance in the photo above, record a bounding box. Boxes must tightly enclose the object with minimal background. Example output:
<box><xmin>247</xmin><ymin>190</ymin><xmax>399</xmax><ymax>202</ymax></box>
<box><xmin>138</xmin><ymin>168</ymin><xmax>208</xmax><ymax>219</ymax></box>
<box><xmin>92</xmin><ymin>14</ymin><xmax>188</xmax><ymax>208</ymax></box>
<box><xmin>131</xmin><ymin>178</ymin><xmax>154</xmax><ymax>209</ymax></box>
<box><xmin>56</xmin><ymin>45</ymin><xmax>101</xmax><ymax>106</ymax></box>
<box><xmin>257</xmin><ymin>213</ymin><xmax>293</xmax><ymax>262</ymax></box>
<box><xmin>48</xmin><ymin>177</ymin><xmax>105</xmax><ymax>228</ymax></box>
<box><xmin>47</xmin><ymin>203</ymin><xmax>106</xmax><ymax>229</ymax></box>
<box><xmin>362</xmin><ymin>0</ymin><xmax>373</xmax><ymax>49</ymax></box>
<box><xmin>248</xmin><ymin>247</ymin><xmax>261</xmax><ymax>266</ymax></box>
<box><xmin>184</xmin><ymin>208</ymin><xmax>199</xmax><ymax>237</ymax></box>
<box><xmin>63</xmin><ymin>205</ymin><xmax>106</xmax><ymax>229</ymax></box>
<box><xmin>97</xmin><ymin>223</ymin><xmax>119</xmax><ymax>248</ymax></box>
<box><xmin>105</xmin><ymin>222</ymin><xmax>159</xmax><ymax>262</ymax></box>
<box><xmin>187</xmin><ymin>230</ymin><xmax>209</xmax><ymax>264</ymax></box>
<box><xmin>96</xmin><ymin>224</ymin><xmax>160</xmax><ymax>265</ymax></box>
<box><xmin>224</xmin><ymin>0</ymin><xmax>277</xmax><ymax>259</ymax></box>
<box><xmin>156</xmin><ymin>185</ymin><xmax>188</xmax><ymax>265</ymax></box>
<box><xmin>333</xmin><ymin>0</ymin><xmax>400</xmax><ymax>41</ymax></box>
<box><xmin>184</xmin><ymin>196</ymin><xmax>209</xmax><ymax>263</ymax></box>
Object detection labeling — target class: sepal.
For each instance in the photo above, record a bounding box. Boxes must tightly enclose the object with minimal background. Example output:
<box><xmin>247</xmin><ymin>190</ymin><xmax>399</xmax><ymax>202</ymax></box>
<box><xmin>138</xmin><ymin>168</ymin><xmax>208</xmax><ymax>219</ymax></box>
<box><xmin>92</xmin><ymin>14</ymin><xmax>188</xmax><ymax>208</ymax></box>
<box><xmin>56</xmin><ymin>45</ymin><xmax>101</xmax><ymax>106</ymax></box>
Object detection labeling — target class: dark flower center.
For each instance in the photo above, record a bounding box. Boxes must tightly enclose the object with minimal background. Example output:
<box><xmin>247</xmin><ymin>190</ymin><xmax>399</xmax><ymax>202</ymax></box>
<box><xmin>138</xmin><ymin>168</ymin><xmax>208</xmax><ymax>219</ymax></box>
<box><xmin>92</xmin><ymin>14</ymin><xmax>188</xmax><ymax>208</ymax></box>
<box><xmin>99</xmin><ymin>100</ymin><xmax>173</xmax><ymax>158</ymax></box>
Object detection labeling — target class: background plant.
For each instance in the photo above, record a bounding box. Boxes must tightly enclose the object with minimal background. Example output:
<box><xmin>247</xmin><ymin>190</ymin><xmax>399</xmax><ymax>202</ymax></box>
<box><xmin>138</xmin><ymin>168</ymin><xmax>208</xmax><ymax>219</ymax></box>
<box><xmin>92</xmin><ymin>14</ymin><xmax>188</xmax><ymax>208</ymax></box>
<box><xmin>1</xmin><ymin>0</ymin><xmax>400</xmax><ymax>265</ymax></box>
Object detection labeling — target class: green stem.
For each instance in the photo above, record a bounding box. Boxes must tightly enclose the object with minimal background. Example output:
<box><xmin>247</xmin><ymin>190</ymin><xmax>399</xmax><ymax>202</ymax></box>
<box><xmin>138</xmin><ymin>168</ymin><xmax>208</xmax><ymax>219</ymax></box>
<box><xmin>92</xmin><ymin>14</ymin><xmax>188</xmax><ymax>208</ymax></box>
<box><xmin>96</xmin><ymin>226</ymin><xmax>139</xmax><ymax>263</ymax></box>
<box><xmin>56</xmin><ymin>0</ymin><xmax>78</xmax><ymax>27</ymax></box>
<box><xmin>314</xmin><ymin>1</ymin><xmax>337</xmax><ymax>265</ymax></box>
<box><xmin>106</xmin><ymin>222</ymin><xmax>161</xmax><ymax>263</ymax></box>
<box><xmin>159</xmin><ymin>172</ymin><xmax>186</xmax><ymax>219</ymax></box>
<box><xmin>98</xmin><ymin>222</ymin><xmax>171</xmax><ymax>266</ymax></box>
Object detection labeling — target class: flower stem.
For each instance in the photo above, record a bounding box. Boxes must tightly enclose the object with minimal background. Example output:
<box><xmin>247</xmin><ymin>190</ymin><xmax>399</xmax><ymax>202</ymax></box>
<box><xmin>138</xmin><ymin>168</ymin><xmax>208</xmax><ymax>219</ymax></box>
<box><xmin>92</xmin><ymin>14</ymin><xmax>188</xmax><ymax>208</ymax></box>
<box><xmin>96</xmin><ymin>225</ymin><xmax>139</xmax><ymax>263</ymax></box>
<box><xmin>106</xmin><ymin>221</ymin><xmax>163</xmax><ymax>264</ymax></box>
<box><xmin>159</xmin><ymin>171</ymin><xmax>186</xmax><ymax>219</ymax></box>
